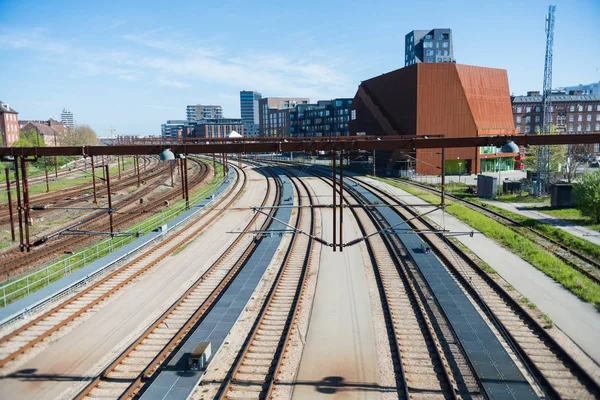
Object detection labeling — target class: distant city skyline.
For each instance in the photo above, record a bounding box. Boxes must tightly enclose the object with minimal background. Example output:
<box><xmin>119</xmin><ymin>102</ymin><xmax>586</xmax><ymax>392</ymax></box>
<box><xmin>1</xmin><ymin>0</ymin><xmax>599</xmax><ymax>136</ymax></box>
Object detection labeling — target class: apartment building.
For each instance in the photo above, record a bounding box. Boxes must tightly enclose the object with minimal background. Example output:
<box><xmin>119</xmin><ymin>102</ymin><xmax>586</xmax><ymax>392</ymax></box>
<box><xmin>0</xmin><ymin>101</ymin><xmax>19</xmax><ymax>146</ymax></box>
<box><xmin>186</xmin><ymin>104</ymin><xmax>223</xmax><ymax>123</ymax></box>
<box><xmin>258</xmin><ymin>97</ymin><xmax>309</xmax><ymax>136</ymax></box>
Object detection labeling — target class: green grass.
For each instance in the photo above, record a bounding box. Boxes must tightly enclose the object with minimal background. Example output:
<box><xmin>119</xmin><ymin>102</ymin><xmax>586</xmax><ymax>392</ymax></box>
<box><xmin>378</xmin><ymin>177</ymin><xmax>600</xmax><ymax>311</ymax></box>
<box><xmin>482</xmin><ymin>204</ymin><xmax>600</xmax><ymax>263</ymax></box>
<box><xmin>528</xmin><ymin>206</ymin><xmax>600</xmax><ymax>233</ymax></box>
<box><xmin>0</xmin><ymin>162</ymin><xmax>225</xmax><ymax>307</ymax></box>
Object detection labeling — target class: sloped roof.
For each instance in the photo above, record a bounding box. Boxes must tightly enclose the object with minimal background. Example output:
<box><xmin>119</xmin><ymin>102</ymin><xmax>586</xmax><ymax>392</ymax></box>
<box><xmin>0</xmin><ymin>101</ymin><xmax>18</xmax><ymax>114</ymax></box>
<box><xmin>21</xmin><ymin>122</ymin><xmax>61</xmax><ymax>137</ymax></box>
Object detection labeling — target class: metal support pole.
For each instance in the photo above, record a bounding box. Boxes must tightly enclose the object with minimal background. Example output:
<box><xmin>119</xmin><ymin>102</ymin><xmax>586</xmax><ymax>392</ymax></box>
<box><xmin>339</xmin><ymin>151</ymin><xmax>344</xmax><ymax>252</ymax></box>
<box><xmin>54</xmin><ymin>156</ymin><xmax>58</xmax><ymax>178</ymax></box>
<box><xmin>183</xmin><ymin>156</ymin><xmax>190</xmax><ymax>209</ymax></box>
<box><xmin>105</xmin><ymin>165</ymin><xmax>114</xmax><ymax>237</ymax></box>
<box><xmin>122</xmin><ymin>155</ymin><xmax>125</xmax><ymax>172</ymax></box>
<box><xmin>5</xmin><ymin>168</ymin><xmax>15</xmax><ymax>242</ymax></box>
<box><xmin>102</xmin><ymin>155</ymin><xmax>106</xmax><ymax>183</ymax></box>
<box><xmin>238</xmin><ymin>153</ymin><xmax>242</xmax><ymax>169</ymax></box>
<box><xmin>117</xmin><ymin>155</ymin><xmax>121</xmax><ymax>180</ymax></box>
<box><xmin>91</xmin><ymin>155</ymin><xmax>98</xmax><ymax>204</ymax></box>
<box><xmin>44</xmin><ymin>158</ymin><xmax>50</xmax><ymax>193</ymax></box>
<box><xmin>136</xmin><ymin>155</ymin><xmax>141</xmax><ymax>187</ymax></box>
<box><xmin>332</xmin><ymin>151</ymin><xmax>337</xmax><ymax>252</ymax></box>
<box><xmin>170</xmin><ymin>160</ymin><xmax>174</xmax><ymax>187</ymax></box>
<box><xmin>372</xmin><ymin>149</ymin><xmax>376</xmax><ymax>176</ymax></box>
<box><xmin>441</xmin><ymin>147</ymin><xmax>446</xmax><ymax>207</ymax></box>
<box><xmin>179</xmin><ymin>159</ymin><xmax>185</xmax><ymax>200</ymax></box>
<box><xmin>13</xmin><ymin>158</ymin><xmax>24</xmax><ymax>251</ymax></box>
<box><xmin>21</xmin><ymin>157</ymin><xmax>31</xmax><ymax>252</ymax></box>
<box><xmin>213</xmin><ymin>153</ymin><xmax>216</xmax><ymax>176</ymax></box>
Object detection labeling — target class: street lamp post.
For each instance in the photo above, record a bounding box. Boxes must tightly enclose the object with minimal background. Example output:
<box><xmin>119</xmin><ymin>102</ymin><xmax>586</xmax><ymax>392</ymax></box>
<box><xmin>458</xmin><ymin>162</ymin><xmax>463</xmax><ymax>184</ymax></box>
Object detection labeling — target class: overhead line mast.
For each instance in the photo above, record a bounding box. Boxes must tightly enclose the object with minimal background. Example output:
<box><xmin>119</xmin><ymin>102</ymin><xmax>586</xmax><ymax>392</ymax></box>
<box><xmin>537</xmin><ymin>5</ymin><xmax>556</xmax><ymax>196</ymax></box>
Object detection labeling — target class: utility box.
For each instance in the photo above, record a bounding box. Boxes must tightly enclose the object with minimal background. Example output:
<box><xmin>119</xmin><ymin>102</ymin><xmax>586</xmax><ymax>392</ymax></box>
<box><xmin>503</xmin><ymin>180</ymin><xmax>522</xmax><ymax>195</ymax></box>
<box><xmin>188</xmin><ymin>342</ymin><xmax>211</xmax><ymax>371</ymax></box>
<box><xmin>476</xmin><ymin>175</ymin><xmax>498</xmax><ymax>199</ymax></box>
<box><xmin>550</xmin><ymin>184</ymin><xmax>574</xmax><ymax>208</ymax></box>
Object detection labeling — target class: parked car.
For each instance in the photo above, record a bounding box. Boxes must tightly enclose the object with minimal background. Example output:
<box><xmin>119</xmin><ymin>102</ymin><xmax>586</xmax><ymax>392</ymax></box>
<box><xmin>590</xmin><ymin>155</ymin><xmax>600</xmax><ymax>168</ymax></box>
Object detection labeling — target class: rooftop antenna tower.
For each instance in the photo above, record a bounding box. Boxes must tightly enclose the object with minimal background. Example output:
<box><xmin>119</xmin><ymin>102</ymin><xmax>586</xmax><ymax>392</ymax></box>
<box><xmin>536</xmin><ymin>5</ymin><xmax>556</xmax><ymax>196</ymax></box>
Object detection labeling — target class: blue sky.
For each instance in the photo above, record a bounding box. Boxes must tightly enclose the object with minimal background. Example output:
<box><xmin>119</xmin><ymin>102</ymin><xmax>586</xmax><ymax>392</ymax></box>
<box><xmin>1</xmin><ymin>0</ymin><xmax>599</xmax><ymax>136</ymax></box>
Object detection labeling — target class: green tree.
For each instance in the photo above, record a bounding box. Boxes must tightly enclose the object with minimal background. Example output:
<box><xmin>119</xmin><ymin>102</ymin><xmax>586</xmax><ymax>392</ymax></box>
<box><xmin>573</xmin><ymin>170</ymin><xmax>600</xmax><ymax>223</ymax></box>
<box><xmin>12</xmin><ymin>129</ymin><xmax>46</xmax><ymax>147</ymax></box>
<box><xmin>59</xmin><ymin>124</ymin><xmax>99</xmax><ymax>146</ymax></box>
<box><xmin>523</xmin><ymin>125</ymin><xmax>566</xmax><ymax>173</ymax></box>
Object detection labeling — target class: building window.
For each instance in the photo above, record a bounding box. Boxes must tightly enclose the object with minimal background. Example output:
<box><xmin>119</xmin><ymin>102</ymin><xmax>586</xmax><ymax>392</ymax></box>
<box><xmin>587</xmin><ymin>124</ymin><xmax>592</xmax><ymax>131</ymax></box>
<box><xmin>535</xmin><ymin>116</ymin><xmax>540</xmax><ymax>122</ymax></box>
<box><xmin>577</xmin><ymin>124</ymin><xmax>582</xmax><ymax>132</ymax></box>
<box><xmin>587</xmin><ymin>105</ymin><xmax>593</xmax><ymax>112</ymax></box>
<box><xmin>436</xmin><ymin>50</ymin><xmax>441</xmax><ymax>56</ymax></box>
<box><xmin>517</xmin><ymin>126</ymin><xmax>521</xmax><ymax>133</ymax></box>
<box><xmin>578</xmin><ymin>105</ymin><xmax>583</xmax><ymax>111</ymax></box>
<box><xmin>425</xmin><ymin>34</ymin><xmax>432</xmax><ymax>39</ymax></box>
<box><xmin>596</xmin><ymin>123</ymin><xmax>600</xmax><ymax>131</ymax></box>
<box><xmin>517</xmin><ymin>107</ymin><xmax>522</xmax><ymax>113</ymax></box>
<box><xmin>516</xmin><ymin>116</ymin><xmax>521</xmax><ymax>123</ymax></box>
<box><xmin>525</xmin><ymin>125</ymin><xmax>531</xmax><ymax>133</ymax></box>
<box><xmin>426</xmin><ymin>57</ymin><xmax>433</xmax><ymax>62</ymax></box>
<box><xmin>442</xmin><ymin>41</ymin><xmax>449</xmax><ymax>48</ymax></box>
<box><xmin>426</xmin><ymin>50</ymin><xmax>434</xmax><ymax>56</ymax></box>
<box><xmin>526</xmin><ymin>107</ymin><xmax>531</xmax><ymax>113</ymax></box>
<box><xmin>568</xmin><ymin>124</ymin><xmax>574</xmax><ymax>132</ymax></box>
<box><xmin>597</xmin><ymin>114</ymin><xmax>600</xmax><ymax>121</ymax></box>
<box><xmin>587</xmin><ymin>115</ymin><xmax>592</xmax><ymax>121</ymax></box>
<box><xmin>577</xmin><ymin>115</ymin><xmax>582</xmax><ymax>121</ymax></box>
<box><xmin>443</xmin><ymin>50</ymin><xmax>449</xmax><ymax>56</ymax></box>
<box><xmin>535</xmin><ymin>125</ymin><xmax>540</xmax><ymax>132</ymax></box>
<box><xmin>436</xmin><ymin>42</ymin><xmax>440</xmax><ymax>48</ymax></box>
<box><xmin>526</xmin><ymin>116</ymin><xmax>531</xmax><ymax>123</ymax></box>
<box><xmin>597</xmin><ymin>105</ymin><xmax>600</xmax><ymax>111</ymax></box>
<box><xmin>569</xmin><ymin>115</ymin><xmax>574</xmax><ymax>122</ymax></box>
<box><xmin>535</xmin><ymin>106</ymin><xmax>540</xmax><ymax>112</ymax></box>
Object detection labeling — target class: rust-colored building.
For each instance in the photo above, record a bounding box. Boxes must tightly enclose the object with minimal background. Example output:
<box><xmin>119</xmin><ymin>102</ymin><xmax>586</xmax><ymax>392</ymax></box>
<box><xmin>0</xmin><ymin>101</ymin><xmax>19</xmax><ymax>147</ymax></box>
<box><xmin>349</xmin><ymin>63</ymin><xmax>518</xmax><ymax>174</ymax></box>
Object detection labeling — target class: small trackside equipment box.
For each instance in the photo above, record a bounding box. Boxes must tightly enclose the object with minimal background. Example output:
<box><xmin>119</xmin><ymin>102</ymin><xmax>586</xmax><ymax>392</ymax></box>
<box><xmin>188</xmin><ymin>342</ymin><xmax>212</xmax><ymax>371</ymax></box>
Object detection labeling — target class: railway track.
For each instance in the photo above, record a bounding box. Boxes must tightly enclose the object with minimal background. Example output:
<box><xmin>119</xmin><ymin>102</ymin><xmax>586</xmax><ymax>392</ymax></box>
<box><xmin>0</xmin><ymin>163</ymin><xmax>243</xmax><ymax>370</ymax></box>
<box><xmin>75</xmin><ymin>165</ymin><xmax>281</xmax><ymax>399</ymax></box>
<box><xmin>0</xmin><ymin>158</ymin><xmax>207</xmax><ymax>278</ymax></box>
<box><xmin>0</xmin><ymin>156</ymin><xmax>151</xmax><ymax>221</ymax></box>
<box><xmin>394</xmin><ymin>178</ymin><xmax>600</xmax><ymax>284</ymax></box>
<box><xmin>356</xmin><ymin>176</ymin><xmax>600</xmax><ymax>399</ymax></box>
<box><xmin>216</xmin><ymin>167</ymin><xmax>315</xmax><ymax>399</ymax></box>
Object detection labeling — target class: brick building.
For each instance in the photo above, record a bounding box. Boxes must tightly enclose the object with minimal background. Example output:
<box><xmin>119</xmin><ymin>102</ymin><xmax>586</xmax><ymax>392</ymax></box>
<box><xmin>0</xmin><ymin>101</ymin><xmax>19</xmax><ymax>147</ymax></box>
<box><xmin>19</xmin><ymin>119</ymin><xmax>65</xmax><ymax>146</ymax></box>
<box><xmin>512</xmin><ymin>93</ymin><xmax>600</xmax><ymax>134</ymax></box>
<box><xmin>349</xmin><ymin>63</ymin><xmax>518</xmax><ymax>175</ymax></box>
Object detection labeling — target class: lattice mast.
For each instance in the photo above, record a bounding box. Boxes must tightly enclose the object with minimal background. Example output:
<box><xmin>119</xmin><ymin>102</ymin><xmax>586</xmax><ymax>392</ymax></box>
<box><xmin>537</xmin><ymin>5</ymin><xmax>556</xmax><ymax>196</ymax></box>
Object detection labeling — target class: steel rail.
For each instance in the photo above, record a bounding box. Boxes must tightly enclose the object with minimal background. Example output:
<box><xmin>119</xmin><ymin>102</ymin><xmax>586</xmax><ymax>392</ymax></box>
<box><xmin>0</xmin><ymin>158</ymin><xmax>208</xmax><ymax>277</ymax></box>
<box><xmin>300</xmin><ymin>165</ymin><xmax>458</xmax><ymax>400</ymax></box>
<box><xmin>75</xmin><ymin>165</ymin><xmax>281</xmax><ymax>399</ymax></box>
<box><xmin>393</xmin><ymin>179</ymin><xmax>600</xmax><ymax>284</ymax></box>
<box><xmin>355</xmin><ymin>177</ymin><xmax>600</xmax><ymax>399</ymax></box>
<box><xmin>216</xmin><ymin>164</ymin><xmax>315</xmax><ymax>399</ymax></box>
<box><xmin>0</xmin><ymin>163</ymin><xmax>240</xmax><ymax>369</ymax></box>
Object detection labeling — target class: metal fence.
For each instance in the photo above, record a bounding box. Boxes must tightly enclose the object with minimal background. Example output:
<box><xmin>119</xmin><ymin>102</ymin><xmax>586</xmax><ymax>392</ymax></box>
<box><xmin>0</xmin><ymin>170</ymin><xmax>226</xmax><ymax>308</ymax></box>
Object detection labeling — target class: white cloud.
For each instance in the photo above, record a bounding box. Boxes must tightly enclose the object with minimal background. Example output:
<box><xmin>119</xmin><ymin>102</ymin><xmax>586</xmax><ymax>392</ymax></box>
<box><xmin>157</xmin><ymin>78</ymin><xmax>190</xmax><ymax>89</ymax></box>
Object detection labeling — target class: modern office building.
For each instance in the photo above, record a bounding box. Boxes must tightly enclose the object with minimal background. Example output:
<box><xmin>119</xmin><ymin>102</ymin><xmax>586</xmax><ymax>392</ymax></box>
<box><xmin>240</xmin><ymin>91</ymin><xmax>262</xmax><ymax>124</ymax></box>
<box><xmin>349</xmin><ymin>63</ymin><xmax>517</xmax><ymax>175</ymax></box>
<box><xmin>240</xmin><ymin>91</ymin><xmax>262</xmax><ymax>137</ymax></box>
<box><xmin>405</xmin><ymin>29</ymin><xmax>454</xmax><ymax>66</ymax></box>
<box><xmin>290</xmin><ymin>98</ymin><xmax>353</xmax><ymax>137</ymax></box>
<box><xmin>161</xmin><ymin>120</ymin><xmax>188</xmax><ymax>139</ymax></box>
<box><xmin>184</xmin><ymin>118</ymin><xmax>245</xmax><ymax>139</ymax></box>
<box><xmin>186</xmin><ymin>104</ymin><xmax>223</xmax><ymax>123</ymax></box>
<box><xmin>511</xmin><ymin>92</ymin><xmax>600</xmax><ymax>153</ymax></box>
<box><xmin>259</xmin><ymin>97</ymin><xmax>309</xmax><ymax>136</ymax></box>
<box><xmin>60</xmin><ymin>108</ymin><xmax>74</xmax><ymax>127</ymax></box>
<box><xmin>0</xmin><ymin>100</ymin><xmax>19</xmax><ymax>147</ymax></box>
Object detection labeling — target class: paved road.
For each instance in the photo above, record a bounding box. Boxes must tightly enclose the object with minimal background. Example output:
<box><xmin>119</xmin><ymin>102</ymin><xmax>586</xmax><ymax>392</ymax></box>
<box><xmin>482</xmin><ymin>200</ymin><xmax>600</xmax><ymax>246</ymax></box>
<box><xmin>0</xmin><ymin>168</ymin><xmax>268</xmax><ymax>400</ymax></box>
<box><xmin>363</xmin><ymin>177</ymin><xmax>600</xmax><ymax>365</ymax></box>
<box><xmin>293</xmin><ymin>178</ymin><xmax>380</xmax><ymax>400</ymax></box>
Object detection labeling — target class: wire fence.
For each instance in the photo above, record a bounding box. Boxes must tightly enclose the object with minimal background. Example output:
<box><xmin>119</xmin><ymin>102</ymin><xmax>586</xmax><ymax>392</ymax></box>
<box><xmin>0</xmin><ymin>166</ymin><xmax>226</xmax><ymax>308</ymax></box>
